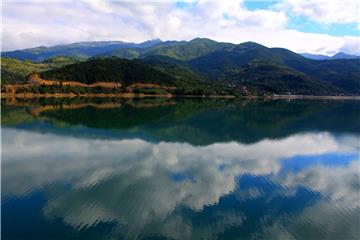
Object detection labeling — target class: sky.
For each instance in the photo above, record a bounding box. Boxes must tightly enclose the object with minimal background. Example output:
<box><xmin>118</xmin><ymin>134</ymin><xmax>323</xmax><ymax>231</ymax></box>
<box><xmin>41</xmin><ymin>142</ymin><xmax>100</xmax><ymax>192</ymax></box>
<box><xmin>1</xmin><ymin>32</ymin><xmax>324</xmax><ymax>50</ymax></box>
<box><xmin>1</xmin><ymin>0</ymin><xmax>360</xmax><ymax>55</ymax></box>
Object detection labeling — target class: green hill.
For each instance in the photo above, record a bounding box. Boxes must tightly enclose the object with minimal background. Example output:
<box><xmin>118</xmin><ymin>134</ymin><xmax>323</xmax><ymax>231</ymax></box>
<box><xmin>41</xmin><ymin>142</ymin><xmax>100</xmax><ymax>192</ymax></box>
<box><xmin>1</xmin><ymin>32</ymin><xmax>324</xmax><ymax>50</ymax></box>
<box><xmin>96</xmin><ymin>38</ymin><xmax>231</xmax><ymax>61</ymax></box>
<box><xmin>1</xmin><ymin>56</ymin><xmax>79</xmax><ymax>84</ymax></box>
<box><xmin>37</xmin><ymin>57</ymin><xmax>232</xmax><ymax>95</ymax></box>
<box><xmin>98</xmin><ymin>39</ymin><xmax>360</xmax><ymax>94</ymax></box>
<box><xmin>218</xmin><ymin>61</ymin><xmax>335</xmax><ymax>95</ymax></box>
<box><xmin>186</xmin><ymin>42</ymin><xmax>360</xmax><ymax>94</ymax></box>
<box><xmin>188</xmin><ymin>42</ymin><xmax>280</xmax><ymax>79</ymax></box>
<box><xmin>141</xmin><ymin>55</ymin><xmax>230</xmax><ymax>95</ymax></box>
<box><xmin>142</xmin><ymin>38</ymin><xmax>232</xmax><ymax>60</ymax></box>
<box><xmin>39</xmin><ymin>58</ymin><xmax>174</xmax><ymax>86</ymax></box>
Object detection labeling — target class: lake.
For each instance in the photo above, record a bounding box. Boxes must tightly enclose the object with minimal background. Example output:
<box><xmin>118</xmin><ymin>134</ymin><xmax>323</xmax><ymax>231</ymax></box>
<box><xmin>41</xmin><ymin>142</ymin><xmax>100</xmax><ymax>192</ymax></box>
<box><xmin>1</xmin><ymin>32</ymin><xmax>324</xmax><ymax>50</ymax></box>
<box><xmin>1</xmin><ymin>98</ymin><xmax>359</xmax><ymax>240</ymax></box>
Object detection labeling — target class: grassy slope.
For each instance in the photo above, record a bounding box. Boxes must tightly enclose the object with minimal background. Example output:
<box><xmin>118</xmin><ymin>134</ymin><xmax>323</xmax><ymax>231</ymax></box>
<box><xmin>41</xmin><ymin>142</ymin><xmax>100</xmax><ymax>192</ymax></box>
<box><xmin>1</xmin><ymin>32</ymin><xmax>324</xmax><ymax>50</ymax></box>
<box><xmin>1</xmin><ymin>56</ymin><xmax>80</xmax><ymax>84</ymax></box>
<box><xmin>1</xmin><ymin>58</ymin><xmax>47</xmax><ymax>83</ymax></box>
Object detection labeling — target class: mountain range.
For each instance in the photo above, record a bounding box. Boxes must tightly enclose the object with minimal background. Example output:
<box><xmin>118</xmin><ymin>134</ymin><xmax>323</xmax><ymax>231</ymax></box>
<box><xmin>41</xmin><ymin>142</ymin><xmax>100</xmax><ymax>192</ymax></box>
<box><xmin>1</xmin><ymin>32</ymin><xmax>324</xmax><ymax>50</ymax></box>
<box><xmin>3</xmin><ymin>38</ymin><xmax>359</xmax><ymax>61</ymax></box>
<box><xmin>2</xmin><ymin>38</ymin><xmax>360</xmax><ymax>95</ymax></box>
<box><xmin>1</xmin><ymin>39</ymin><xmax>164</xmax><ymax>61</ymax></box>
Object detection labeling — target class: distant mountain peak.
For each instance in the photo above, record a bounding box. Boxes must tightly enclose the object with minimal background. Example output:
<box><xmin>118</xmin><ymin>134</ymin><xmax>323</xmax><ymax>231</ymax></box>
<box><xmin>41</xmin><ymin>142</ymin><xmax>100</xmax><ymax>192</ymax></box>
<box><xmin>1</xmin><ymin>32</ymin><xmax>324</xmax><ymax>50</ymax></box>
<box><xmin>188</xmin><ymin>38</ymin><xmax>217</xmax><ymax>43</ymax></box>
<box><xmin>238</xmin><ymin>41</ymin><xmax>265</xmax><ymax>47</ymax></box>
<box><xmin>136</xmin><ymin>39</ymin><xmax>163</xmax><ymax>48</ymax></box>
<box><xmin>332</xmin><ymin>52</ymin><xmax>348</xmax><ymax>57</ymax></box>
<box><xmin>300</xmin><ymin>51</ymin><xmax>360</xmax><ymax>60</ymax></box>
<box><xmin>236</xmin><ymin>42</ymin><xmax>267</xmax><ymax>51</ymax></box>
<box><xmin>299</xmin><ymin>53</ymin><xmax>330</xmax><ymax>60</ymax></box>
<box><xmin>331</xmin><ymin>52</ymin><xmax>359</xmax><ymax>59</ymax></box>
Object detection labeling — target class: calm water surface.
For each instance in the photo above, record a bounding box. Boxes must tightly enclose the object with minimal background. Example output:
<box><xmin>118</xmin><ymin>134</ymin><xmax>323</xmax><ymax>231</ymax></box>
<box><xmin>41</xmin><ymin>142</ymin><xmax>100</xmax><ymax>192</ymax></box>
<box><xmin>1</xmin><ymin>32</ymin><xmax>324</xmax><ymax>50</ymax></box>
<box><xmin>1</xmin><ymin>98</ymin><xmax>360</xmax><ymax>240</ymax></box>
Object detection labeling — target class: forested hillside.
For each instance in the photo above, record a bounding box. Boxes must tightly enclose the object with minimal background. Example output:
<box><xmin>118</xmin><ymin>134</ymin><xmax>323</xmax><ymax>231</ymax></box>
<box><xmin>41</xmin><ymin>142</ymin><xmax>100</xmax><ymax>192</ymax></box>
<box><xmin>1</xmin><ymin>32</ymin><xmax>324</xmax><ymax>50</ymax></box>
<box><xmin>2</xmin><ymin>38</ymin><xmax>359</xmax><ymax>95</ymax></box>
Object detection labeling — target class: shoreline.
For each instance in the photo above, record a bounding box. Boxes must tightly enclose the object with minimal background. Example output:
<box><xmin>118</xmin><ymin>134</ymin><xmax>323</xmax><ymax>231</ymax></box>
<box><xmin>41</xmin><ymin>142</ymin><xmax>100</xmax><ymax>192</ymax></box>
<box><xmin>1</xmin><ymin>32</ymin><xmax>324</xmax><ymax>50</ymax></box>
<box><xmin>267</xmin><ymin>95</ymin><xmax>360</xmax><ymax>100</ymax></box>
<box><xmin>1</xmin><ymin>93</ymin><xmax>359</xmax><ymax>100</ymax></box>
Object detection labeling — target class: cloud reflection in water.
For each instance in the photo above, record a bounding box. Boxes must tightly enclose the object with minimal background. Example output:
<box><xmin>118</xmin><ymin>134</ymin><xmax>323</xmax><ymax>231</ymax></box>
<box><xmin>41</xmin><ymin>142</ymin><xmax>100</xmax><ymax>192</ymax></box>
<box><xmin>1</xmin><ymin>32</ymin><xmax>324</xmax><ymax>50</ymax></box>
<box><xmin>2</xmin><ymin>128</ymin><xmax>359</xmax><ymax>239</ymax></box>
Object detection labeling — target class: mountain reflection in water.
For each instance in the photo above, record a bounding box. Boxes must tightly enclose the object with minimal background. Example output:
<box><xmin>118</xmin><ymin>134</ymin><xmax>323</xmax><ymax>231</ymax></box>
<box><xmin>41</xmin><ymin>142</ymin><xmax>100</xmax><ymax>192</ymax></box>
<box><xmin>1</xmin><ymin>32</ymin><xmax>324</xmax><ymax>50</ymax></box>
<box><xmin>1</xmin><ymin>98</ymin><xmax>360</xmax><ymax>240</ymax></box>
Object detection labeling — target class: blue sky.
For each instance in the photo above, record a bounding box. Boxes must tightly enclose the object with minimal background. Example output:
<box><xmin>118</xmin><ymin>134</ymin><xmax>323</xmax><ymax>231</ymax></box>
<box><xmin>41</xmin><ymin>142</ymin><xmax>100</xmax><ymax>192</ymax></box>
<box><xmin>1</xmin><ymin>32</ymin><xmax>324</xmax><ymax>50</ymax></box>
<box><xmin>243</xmin><ymin>0</ymin><xmax>359</xmax><ymax>36</ymax></box>
<box><xmin>2</xmin><ymin>0</ymin><xmax>359</xmax><ymax>55</ymax></box>
<box><xmin>287</xmin><ymin>15</ymin><xmax>359</xmax><ymax>36</ymax></box>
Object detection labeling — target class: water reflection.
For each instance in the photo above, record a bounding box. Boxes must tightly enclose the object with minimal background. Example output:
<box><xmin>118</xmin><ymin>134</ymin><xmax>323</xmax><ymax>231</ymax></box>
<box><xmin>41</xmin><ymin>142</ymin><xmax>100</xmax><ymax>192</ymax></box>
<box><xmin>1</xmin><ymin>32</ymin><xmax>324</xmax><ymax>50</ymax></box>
<box><xmin>2</xmin><ymin>99</ymin><xmax>360</xmax><ymax>239</ymax></box>
<box><xmin>2</xmin><ymin>98</ymin><xmax>360</xmax><ymax>144</ymax></box>
<box><xmin>2</xmin><ymin>129</ymin><xmax>359</xmax><ymax>239</ymax></box>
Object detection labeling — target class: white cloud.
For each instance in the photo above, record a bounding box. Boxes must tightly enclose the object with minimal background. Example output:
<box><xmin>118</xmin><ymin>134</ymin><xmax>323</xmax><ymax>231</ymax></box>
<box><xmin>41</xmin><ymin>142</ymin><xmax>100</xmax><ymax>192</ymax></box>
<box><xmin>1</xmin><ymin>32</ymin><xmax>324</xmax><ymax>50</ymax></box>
<box><xmin>281</xmin><ymin>0</ymin><xmax>360</xmax><ymax>24</ymax></box>
<box><xmin>1</xmin><ymin>1</ymin><xmax>360</xmax><ymax>55</ymax></box>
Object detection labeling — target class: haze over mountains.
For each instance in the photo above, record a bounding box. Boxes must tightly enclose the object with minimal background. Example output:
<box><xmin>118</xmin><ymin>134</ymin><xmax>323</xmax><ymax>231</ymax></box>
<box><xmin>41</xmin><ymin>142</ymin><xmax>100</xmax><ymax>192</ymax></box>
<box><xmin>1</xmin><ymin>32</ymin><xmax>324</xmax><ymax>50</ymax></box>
<box><xmin>2</xmin><ymin>38</ymin><xmax>360</xmax><ymax>95</ymax></box>
<box><xmin>299</xmin><ymin>52</ymin><xmax>360</xmax><ymax>60</ymax></box>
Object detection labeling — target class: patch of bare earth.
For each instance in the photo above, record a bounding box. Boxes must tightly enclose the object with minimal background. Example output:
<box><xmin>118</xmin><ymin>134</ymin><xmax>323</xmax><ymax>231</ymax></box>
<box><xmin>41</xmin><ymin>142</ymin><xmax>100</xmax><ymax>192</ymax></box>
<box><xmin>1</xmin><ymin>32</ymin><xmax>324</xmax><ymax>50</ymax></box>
<box><xmin>28</xmin><ymin>74</ymin><xmax>122</xmax><ymax>88</ymax></box>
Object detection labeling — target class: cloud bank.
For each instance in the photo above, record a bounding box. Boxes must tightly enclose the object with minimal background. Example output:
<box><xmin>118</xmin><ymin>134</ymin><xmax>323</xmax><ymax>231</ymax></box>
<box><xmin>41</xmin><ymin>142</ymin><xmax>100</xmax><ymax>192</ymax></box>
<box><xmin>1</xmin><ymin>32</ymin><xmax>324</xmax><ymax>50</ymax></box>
<box><xmin>2</xmin><ymin>0</ymin><xmax>359</xmax><ymax>55</ymax></box>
